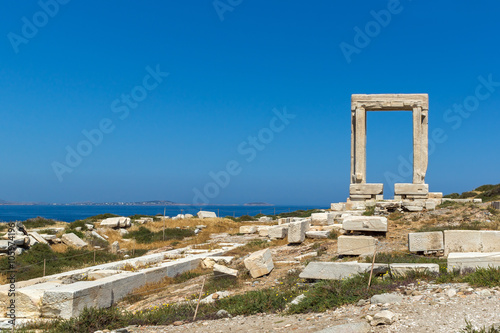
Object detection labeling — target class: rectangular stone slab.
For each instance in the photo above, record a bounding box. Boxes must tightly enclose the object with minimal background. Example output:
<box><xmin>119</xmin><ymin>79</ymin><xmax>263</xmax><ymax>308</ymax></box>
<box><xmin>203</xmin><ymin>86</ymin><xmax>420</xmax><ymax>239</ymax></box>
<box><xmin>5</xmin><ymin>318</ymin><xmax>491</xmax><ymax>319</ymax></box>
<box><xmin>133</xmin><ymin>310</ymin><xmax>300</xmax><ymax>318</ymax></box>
<box><xmin>342</xmin><ymin>216</ymin><xmax>388</xmax><ymax>233</ymax></box>
<box><xmin>389</xmin><ymin>263</ymin><xmax>439</xmax><ymax>277</ymax></box>
<box><xmin>350</xmin><ymin>184</ymin><xmax>383</xmax><ymax>195</ymax></box>
<box><xmin>394</xmin><ymin>183</ymin><xmax>429</xmax><ymax>195</ymax></box>
<box><xmin>444</xmin><ymin>230</ymin><xmax>500</xmax><ymax>255</ymax></box>
<box><xmin>351</xmin><ymin>94</ymin><xmax>429</xmax><ymax>111</ymax></box>
<box><xmin>338</xmin><ymin>236</ymin><xmax>377</xmax><ymax>255</ymax></box>
<box><xmin>408</xmin><ymin>231</ymin><xmax>444</xmax><ymax>252</ymax></box>
<box><xmin>299</xmin><ymin>262</ymin><xmax>388</xmax><ymax>280</ymax></box>
<box><xmin>448</xmin><ymin>252</ymin><xmax>500</xmax><ymax>273</ymax></box>
<box><xmin>61</xmin><ymin>233</ymin><xmax>87</xmax><ymax>248</ymax></box>
<box><xmin>41</xmin><ymin>280</ymin><xmax>114</xmax><ymax>319</ymax></box>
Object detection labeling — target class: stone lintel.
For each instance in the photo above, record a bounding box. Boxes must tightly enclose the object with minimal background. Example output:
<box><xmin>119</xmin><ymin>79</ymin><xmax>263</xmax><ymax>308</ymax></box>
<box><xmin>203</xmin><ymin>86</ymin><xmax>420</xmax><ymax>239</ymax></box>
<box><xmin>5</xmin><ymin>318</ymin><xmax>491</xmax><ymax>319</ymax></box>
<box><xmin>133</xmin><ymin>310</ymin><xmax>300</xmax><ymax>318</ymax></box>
<box><xmin>350</xmin><ymin>183</ymin><xmax>384</xmax><ymax>195</ymax></box>
<box><xmin>351</xmin><ymin>94</ymin><xmax>428</xmax><ymax>111</ymax></box>
<box><xmin>394</xmin><ymin>183</ymin><xmax>429</xmax><ymax>195</ymax></box>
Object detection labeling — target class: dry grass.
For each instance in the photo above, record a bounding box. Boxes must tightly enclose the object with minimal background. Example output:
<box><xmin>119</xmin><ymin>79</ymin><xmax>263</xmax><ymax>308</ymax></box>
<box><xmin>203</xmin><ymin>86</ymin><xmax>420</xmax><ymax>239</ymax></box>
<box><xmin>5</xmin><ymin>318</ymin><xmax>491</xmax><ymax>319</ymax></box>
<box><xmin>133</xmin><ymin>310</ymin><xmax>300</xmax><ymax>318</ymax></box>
<box><xmin>100</xmin><ymin>217</ymin><xmax>241</xmax><ymax>251</ymax></box>
<box><xmin>51</xmin><ymin>243</ymin><xmax>69</xmax><ymax>253</ymax></box>
<box><xmin>122</xmin><ymin>266</ymin><xmax>211</xmax><ymax>304</ymax></box>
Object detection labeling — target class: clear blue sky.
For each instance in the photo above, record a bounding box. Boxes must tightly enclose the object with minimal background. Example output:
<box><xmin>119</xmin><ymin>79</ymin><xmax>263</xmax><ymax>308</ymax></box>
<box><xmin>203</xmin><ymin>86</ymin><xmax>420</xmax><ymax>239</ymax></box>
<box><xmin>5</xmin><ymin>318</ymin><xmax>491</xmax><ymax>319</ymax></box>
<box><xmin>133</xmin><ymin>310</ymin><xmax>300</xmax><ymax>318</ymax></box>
<box><xmin>0</xmin><ymin>0</ymin><xmax>499</xmax><ymax>205</ymax></box>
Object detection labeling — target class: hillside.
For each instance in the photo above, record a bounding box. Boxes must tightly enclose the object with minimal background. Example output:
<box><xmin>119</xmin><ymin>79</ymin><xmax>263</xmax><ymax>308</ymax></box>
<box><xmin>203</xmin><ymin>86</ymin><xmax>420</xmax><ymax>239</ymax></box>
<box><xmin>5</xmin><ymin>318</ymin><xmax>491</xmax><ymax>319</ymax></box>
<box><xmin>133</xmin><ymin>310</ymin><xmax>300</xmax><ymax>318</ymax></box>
<box><xmin>444</xmin><ymin>183</ymin><xmax>500</xmax><ymax>202</ymax></box>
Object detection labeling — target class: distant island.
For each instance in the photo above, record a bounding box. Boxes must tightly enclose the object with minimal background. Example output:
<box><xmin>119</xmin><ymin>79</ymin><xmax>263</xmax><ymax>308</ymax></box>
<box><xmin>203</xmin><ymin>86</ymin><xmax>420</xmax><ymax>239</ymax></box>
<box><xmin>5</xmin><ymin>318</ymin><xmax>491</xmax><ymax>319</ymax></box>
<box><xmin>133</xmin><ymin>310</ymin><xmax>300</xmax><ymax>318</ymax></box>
<box><xmin>0</xmin><ymin>200</ymin><xmax>275</xmax><ymax>206</ymax></box>
<box><xmin>244</xmin><ymin>202</ymin><xmax>273</xmax><ymax>206</ymax></box>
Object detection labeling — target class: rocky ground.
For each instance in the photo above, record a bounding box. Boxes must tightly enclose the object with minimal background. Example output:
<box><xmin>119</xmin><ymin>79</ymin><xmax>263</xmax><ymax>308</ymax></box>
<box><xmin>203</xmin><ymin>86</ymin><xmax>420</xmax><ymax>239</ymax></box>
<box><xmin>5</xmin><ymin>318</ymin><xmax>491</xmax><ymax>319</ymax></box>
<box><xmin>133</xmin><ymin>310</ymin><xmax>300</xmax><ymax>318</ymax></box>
<box><xmin>102</xmin><ymin>203</ymin><xmax>500</xmax><ymax>333</ymax></box>
<box><xmin>116</xmin><ymin>282</ymin><xmax>500</xmax><ymax>333</ymax></box>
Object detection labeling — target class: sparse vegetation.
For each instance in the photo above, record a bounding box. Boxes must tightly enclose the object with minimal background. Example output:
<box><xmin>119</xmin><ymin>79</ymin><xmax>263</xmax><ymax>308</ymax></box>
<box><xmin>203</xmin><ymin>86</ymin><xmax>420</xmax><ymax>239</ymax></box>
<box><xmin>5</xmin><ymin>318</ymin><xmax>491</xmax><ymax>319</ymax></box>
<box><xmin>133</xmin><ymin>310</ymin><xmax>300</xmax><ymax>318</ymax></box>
<box><xmin>123</xmin><ymin>226</ymin><xmax>194</xmax><ymax>244</ymax></box>
<box><xmin>363</xmin><ymin>206</ymin><xmax>375</xmax><ymax>216</ymax></box>
<box><xmin>462</xmin><ymin>320</ymin><xmax>500</xmax><ymax>333</ymax></box>
<box><xmin>0</xmin><ymin>243</ymin><xmax>123</xmax><ymax>282</ymax></box>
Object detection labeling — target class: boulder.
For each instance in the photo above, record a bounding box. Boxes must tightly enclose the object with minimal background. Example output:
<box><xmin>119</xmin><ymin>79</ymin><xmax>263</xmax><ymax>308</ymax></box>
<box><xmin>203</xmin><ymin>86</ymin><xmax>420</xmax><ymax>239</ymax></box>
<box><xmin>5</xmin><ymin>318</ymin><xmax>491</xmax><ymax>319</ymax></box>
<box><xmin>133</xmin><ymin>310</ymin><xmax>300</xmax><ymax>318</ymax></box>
<box><xmin>185</xmin><ymin>214</ymin><xmax>194</xmax><ymax>218</ymax></box>
<box><xmin>239</xmin><ymin>226</ymin><xmax>257</xmax><ymax>234</ymax></box>
<box><xmin>258</xmin><ymin>216</ymin><xmax>272</xmax><ymax>222</ymax></box>
<box><xmin>342</xmin><ymin>216</ymin><xmax>388</xmax><ymax>233</ymax></box>
<box><xmin>111</xmin><ymin>241</ymin><xmax>120</xmax><ymax>254</ymax></box>
<box><xmin>197</xmin><ymin>211</ymin><xmax>217</xmax><ymax>219</ymax></box>
<box><xmin>201</xmin><ymin>258</ymin><xmax>216</xmax><ymax>269</ymax></box>
<box><xmin>268</xmin><ymin>226</ymin><xmax>288</xmax><ymax>239</ymax></box>
<box><xmin>85</xmin><ymin>224</ymin><xmax>94</xmax><ymax>230</ymax></box>
<box><xmin>213</xmin><ymin>264</ymin><xmax>238</xmax><ymax>277</ymax></box>
<box><xmin>371</xmin><ymin>310</ymin><xmax>397</xmax><ymax>326</ymax></box>
<box><xmin>61</xmin><ymin>233</ymin><xmax>87</xmax><ymax>248</ymax></box>
<box><xmin>288</xmin><ymin>219</ymin><xmax>310</xmax><ymax>244</ymax></box>
<box><xmin>244</xmin><ymin>248</ymin><xmax>274</xmax><ymax>278</ymax></box>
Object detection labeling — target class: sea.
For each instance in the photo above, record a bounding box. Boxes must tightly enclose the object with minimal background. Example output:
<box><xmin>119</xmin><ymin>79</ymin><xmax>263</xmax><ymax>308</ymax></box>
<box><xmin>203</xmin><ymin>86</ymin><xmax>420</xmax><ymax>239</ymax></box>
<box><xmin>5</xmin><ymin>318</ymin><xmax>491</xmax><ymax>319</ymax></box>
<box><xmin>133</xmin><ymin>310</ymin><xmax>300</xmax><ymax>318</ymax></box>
<box><xmin>0</xmin><ymin>205</ymin><xmax>327</xmax><ymax>223</ymax></box>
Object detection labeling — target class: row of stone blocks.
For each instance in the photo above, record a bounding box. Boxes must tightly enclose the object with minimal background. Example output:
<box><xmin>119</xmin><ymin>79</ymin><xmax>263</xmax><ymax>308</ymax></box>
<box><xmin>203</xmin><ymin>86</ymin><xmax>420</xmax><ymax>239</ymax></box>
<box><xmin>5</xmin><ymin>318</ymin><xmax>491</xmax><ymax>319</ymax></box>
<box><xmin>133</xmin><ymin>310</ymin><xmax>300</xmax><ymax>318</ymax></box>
<box><xmin>408</xmin><ymin>230</ymin><xmax>500</xmax><ymax>255</ymax></box>
<box><xmin>0</xmin><ymin>249</ymin><xmax>234</xmax><ymax>319</ymax></box>
<box><xmin>299</xmin><ymin>262</ymin><xmax>439</xmax><ymax>280</ymax></box>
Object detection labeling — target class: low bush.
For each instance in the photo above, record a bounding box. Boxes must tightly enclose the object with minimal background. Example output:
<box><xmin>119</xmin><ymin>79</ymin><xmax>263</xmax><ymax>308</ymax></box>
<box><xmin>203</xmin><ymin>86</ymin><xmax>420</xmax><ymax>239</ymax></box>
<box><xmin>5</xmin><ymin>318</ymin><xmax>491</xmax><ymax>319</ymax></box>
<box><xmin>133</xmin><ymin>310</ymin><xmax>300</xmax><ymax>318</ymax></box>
<box><xmin>23</xmin><ymin>217</ymin><xmax>56</xmax><ymax>229</ymax></box>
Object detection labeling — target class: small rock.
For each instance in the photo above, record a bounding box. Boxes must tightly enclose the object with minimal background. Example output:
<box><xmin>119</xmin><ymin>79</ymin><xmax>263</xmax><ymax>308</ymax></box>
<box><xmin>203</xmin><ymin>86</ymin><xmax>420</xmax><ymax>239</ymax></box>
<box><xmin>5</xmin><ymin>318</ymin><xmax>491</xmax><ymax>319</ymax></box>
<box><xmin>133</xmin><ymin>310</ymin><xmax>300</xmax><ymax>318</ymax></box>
<box><xmin>290</xmin><ymin>294</ymin><xmax>306</xmax><ymax>305</ymax></box>
<box><xmin>370</xmin><ymin>310</ymin><xmax>397</xmax><ymax>326</ymax></box>
<box><xmin>446</xmin><ymin>288</ymin><xmax>457</xmax><ymax>298</ymax></box>
<box><xmin>173</xmin><ymin>321</ymin><xmax>183</xmax><ymax>326</ymax></box>
<box><xmin>111</xmin><ymin>241</ymin><xmax>120</xmax><ymax>254</ymax></box>
<box><xmin>216</xmin><ymin>309</ymin><xmax>231</xmax><ymax>318</ymax></box>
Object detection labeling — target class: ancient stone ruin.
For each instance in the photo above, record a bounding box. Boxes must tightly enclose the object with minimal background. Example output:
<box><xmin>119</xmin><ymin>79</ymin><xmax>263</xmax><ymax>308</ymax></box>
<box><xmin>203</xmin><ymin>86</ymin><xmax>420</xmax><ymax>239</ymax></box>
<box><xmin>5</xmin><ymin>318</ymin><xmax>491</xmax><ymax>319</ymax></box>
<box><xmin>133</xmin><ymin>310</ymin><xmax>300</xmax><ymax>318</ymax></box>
<box><xmin>350</xmin><ymin>93</ymin><xmax>429</xmax><ymax>202</ymax></box>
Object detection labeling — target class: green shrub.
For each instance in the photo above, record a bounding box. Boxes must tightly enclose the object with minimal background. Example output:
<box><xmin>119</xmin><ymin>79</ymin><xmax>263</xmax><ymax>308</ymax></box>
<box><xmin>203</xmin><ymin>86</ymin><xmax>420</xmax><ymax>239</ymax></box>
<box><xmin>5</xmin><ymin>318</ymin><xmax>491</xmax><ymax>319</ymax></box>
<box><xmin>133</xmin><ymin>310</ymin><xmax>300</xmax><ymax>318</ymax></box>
<box><xmin>437</xmin><ymin>200</ymin><xmax>462</xmax><ymax>208</ymax></box>
<box><xmin>38</xmin><ymin>228</ymin><xmax>58</xmax><ymax>235</ymax></box>
<box><xmin>460</xmin><ymin>191</ymin><xmax>477</xmax><ymax>199</ymax></box>
<box><xmin>23</xmin><ymin>217</ymin><xmax>56</xmax><ymax>229</ymax></box>
<box><xmin>66</xmin><ymin>220</ymin><xmax>88</xmax><ymax>232</ymax></box>
<box><xmin>475</xmin><ymin>184</ymin><xmax>497</xmax><ymax>192</ymax></box>
<box><xmin>84</xmin><ymin>213</ymin><xmax>119</xmax><ymax>222</ymax></box>
<box><xmin>443</xmin><ymin>193</ymin><xmax>460</xmax><ymax>199</ymax></box>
